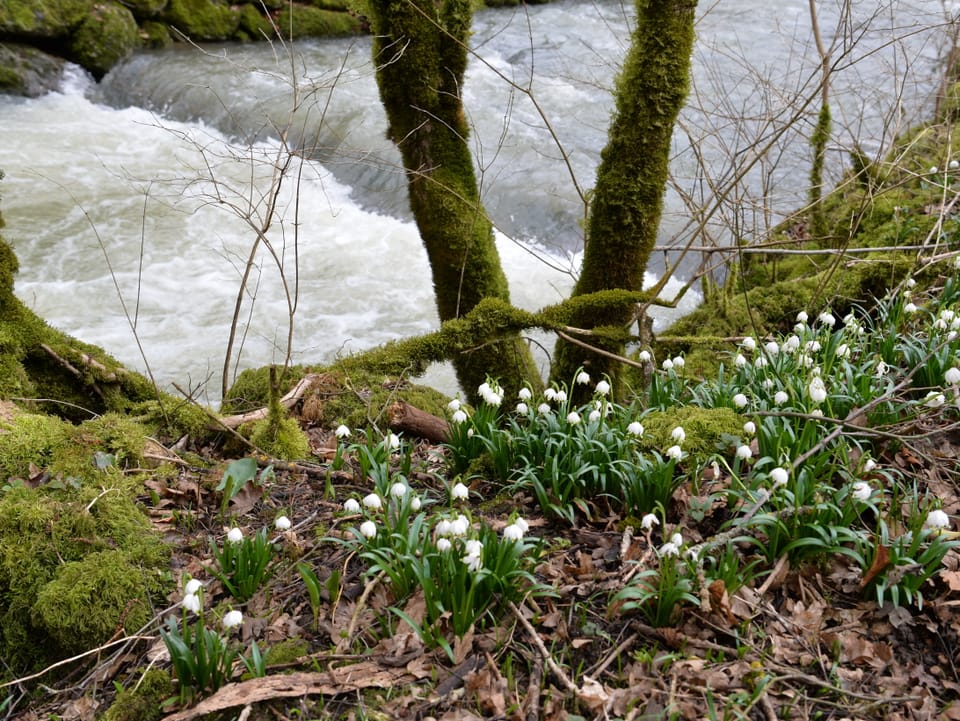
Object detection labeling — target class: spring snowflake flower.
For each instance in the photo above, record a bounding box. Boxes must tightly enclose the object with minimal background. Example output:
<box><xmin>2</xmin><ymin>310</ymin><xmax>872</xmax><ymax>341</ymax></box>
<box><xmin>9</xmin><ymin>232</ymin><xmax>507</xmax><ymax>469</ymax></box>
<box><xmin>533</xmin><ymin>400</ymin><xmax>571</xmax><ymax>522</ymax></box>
<box><xmin>503</xmin><ymin>524</ymin><xmax>524</xmax><ymax>541</ymax></box>
<box><xmin>463</xmin><ymin>553</ymin><xmax>483</xmax><ymax>573</ymax></box>
<box><xmin>818</xmin><ymin>311</ymin><xmax>836</xmax><ymax>327</ymax></box>
<box><xmin>764</xmin><ymin>341</ymin><xmax>779</xmax><ymax>356</ymax></box>
<box><xmin>275</xmin><ymin>515</ymin><xmax>292</xmax><ymax>531</ymax></box>
<box><xmin>851</xmin><ymin>481</ymin><xmax>872</xmax><ymax>502</ymax></box>
<box><xmin>782</xmin><ymin>335</ymin><xmax>800</xmax><ymax>353</ymax></box>
<box><xmin>671</xmin><ymin>426</ymin><xmax>686</xmax><ymax>443</ymax></box>
<box><xmin>390</xmin><ymin>482</ymin><xmax>408</xmax><ymax>499</ymax></box>
<box><xmin>638</xmin><ymin>350</ymin><xmax>652</xmax><ymax>363</ymax></box>
<box><xmin>222</xmin><ymin>610</ymin><xmax>243</xmax><ymax>630</ymax></box>
<box><xmin>227</xmin><ymin>527</ymin><xmax>243</xmax><ymax>543</ymax></box>
<box><xmin>335</xmin><ymin>424</ymin><xmax>351</xmax><ymax>439</ymax></box>
<box><xmin>761</xmin><ymin>379</ymin><xmax>775</xmax><ymax>390</ymax></box>
<box><xmin>543</xmin><ymin>388</ymin><xmax>557</xmax><ymax>401</ymax></box>
<box><xmin>925</xmin><ymin>509</ymin><xmax>951</xmax><ymax>529</ymax></box>
<box><xmin>182</xmin><ymin>593</ymin><xmax>202</xmax><ymax>614</ymax></box>
<box><xmin>515</xmin><ymin>517</ymin><xmax>530</xmax><ymax>534</ymax></box>
<box><xmin>946</xmin><ymin>367</ymin><xmax>960</xmax><ymax>385</ymax></box>
<box><xmin>184</xmin><ymin>578</ymin><xmax>203</xmax><ymax>596</ymax></box>
<box><xmin>451</xmin><ymin>409</ymin><xmax>468</xmax><ymax>424</ymax></box>
<box><xmin>387</xmin><ymin>433</ymin><xmax>401</xmax><ymax>450</ymax></box>
<box><xmin>808</xmin><ymin>377</ymin><xmax>827</xmax><ymax>404</ymax></box>
<box><xmin>741</xmin><ymin>336</ymin><xmax>757</xmax><ymax>352</ymax></box>
<box><xmin>567</xmin><ymin>411</ymin><xmax>582</xmax><ymax>425</ymax></box>
<box><xmin>343</xmin><ymin>498</ymin><xmax>361</xmax><ymax>513</ymax></box>
<box><xmin>736</xmin><ymin>445</ymin><xmax>752</xmax><ymax>460</ymax></box>
<box><xmin>662</xmin><ymin>359</ymin><xmax>674</xmax><ymax>371</ymax></box>
<box><xmin>774</xmin><ymin>390</ymin><xmax>789</xmax><ymax>406</ymax></box>
<box><xmin>924</xmin><ymin>391</ymin><xmax>946</xmax><ymax>408</ymax></box>
<box><xmin>754</xmin><ymin>356</ymin><xmax>769</xmax><ymax>369</ymax></box>
<box><xmin>863</xmin><ymin>458</ymin><xmax>877</xmax><ymax>473</ymax></box>
<box><xmin>732</xmin><ymin>393</ymin><xmax>748</xmax><ymax>408</ymax></box>
<box><xmin>447</xmin><ymin>398</ymin><xmax>461</xmax><ymax>412</ymax></box>
<box><xmin>436</xmin><ymin>519</ymin><xmax>452</xmax><ymax>537</ymax></box>
<box><xmin>836</xmin><ymin>343</ymin><xmax>850</xmax><ymax>359</ymax></box>
<box><xmin>804</xmin><ymin>340</ymin><xmax>821</xmax><ymax>353</ymax></box>
<box><xmin>516</xmin><ymin>402</ymin><xmax>529</xmax><ymax>414</ymax></box>
<box><xmin>576</xmin><ymin>371</ymin><xmax>591</xmax><ymax>385</ymax></box>
<box><xmin>640</xmin><ymin>513</ymin><xmax>659</xmax><ymax>530</ymax></box>
<box><xmin>436</xmin><ymin>537</ymin><xmax>452</xmax><ymax>552</ymax></box>
<box><xmin>555</xmin><ymin>390</ymin><xmax>568</xmax><ymax>403</ymax></box>
<box><xmin>362</xmin><ymin>493</ymin><xmax>383</xmax><ymax>510</ymax></box>
<box><xmin>518</xmin><ymin>387</ymin><xmax>533</xmax><ymax>400</ymax></box>
<box><xmin>464</xmin><ymin>539</ymin><xmax>483</xmax><ymax>558</ymax></box>
<box><xmin>595</xmin><ymin>380</ymin><xmax>611</xmax><ymax>396</ymax></box>
<box><xmin>952</xmin><ymin>160</ymin><xmax>960</xmax><ymax>170</ymax></box>
<box><xmin>769</xmin><ymin>467</ymin><xmax>789</xmax><ymax>487</ymax></box>
<box><xmin>734</xmin><ymin>353</ymin><xmax>747</xmax><ymax>367</ymax></box>
<box><xmin>666</xmin><ymin>445</ymin><xmax>683</xmax><ymax>461</ymax></box>
<box><xmin>930</xmin><ymin>166</ymin><xmax>939</xmax><ymax>174</ymax></box>
<box><xmin>659</xmin><ymin>541</ymin><xmax>680</xmax><ymax>557</ymax></box>
<box><xmin>627</xmin><ymin>421</ymin><xmax>644</xmax><ymax>436</ymax></box>
<box><xmin>538</xmin><ymin>402</ymin><xmax>552</xmax><ymax>415</ymax></box>
<box><xmin>451</xmin><ymin>482</ymin><xmax>470</xmax><ymax>500</ymax></box>
<box><xmin>743</xmin><ymin>421</ymin><xmax>756</xmax><ymax>436</ymax></box>
<box><xmin>904</xmin><ymin>302</ymin><xmax>918</xmax><ymax>314</ymax></box>
<box><xmin>673</xmin><ymin>356</ymin><xmax>685</xmax><ymax>369</ymax></box>
<box><xmin>410</xmin><ymin>496</ymin><xmax>422</xmax><ymax>511</ymax></box>
<box><xmin>451</xmin><ymin>514</ymin><xmax>470</xmax><ymax>536</ymax></box>
<box><xmin>359</xmin><ymin>520</ymin><xmax>377</xmax><ymax>539</ymax></box>
<box><xmin>875</xmin><ymin>360</ymin><xmax>888</xmax><ymax>377</ymax></box>
<box><xmin>589</xmin><ymin>409</ymin><xmax>602</xmax><ymax>423</ymax></box>
<box><xmin>670</xmin><ymin>532</ymin><xmax>683</xmax><ymax>547</ymax></box>
<box><xmin>796</xmin><ymin>311</ymin><xmax>808</xmax><ymax>323</ymax></box>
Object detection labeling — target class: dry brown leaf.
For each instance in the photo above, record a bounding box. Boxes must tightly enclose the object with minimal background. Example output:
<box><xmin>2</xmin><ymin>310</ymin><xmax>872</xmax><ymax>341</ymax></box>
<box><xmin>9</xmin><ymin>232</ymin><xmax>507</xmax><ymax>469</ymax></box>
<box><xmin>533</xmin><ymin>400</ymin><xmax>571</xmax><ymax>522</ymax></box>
<box><xmin>861</xmin><ymin>543</ymin><xmax>891</xmax><ymax>588</ymax></box>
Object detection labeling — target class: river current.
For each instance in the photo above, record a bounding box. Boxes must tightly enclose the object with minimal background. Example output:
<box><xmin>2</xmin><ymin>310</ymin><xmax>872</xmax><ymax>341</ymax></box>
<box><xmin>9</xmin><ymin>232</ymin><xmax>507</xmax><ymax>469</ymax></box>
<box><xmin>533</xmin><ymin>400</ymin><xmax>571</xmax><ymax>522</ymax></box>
<box><xmin>0</xmin><ymin>0</ymin><xmax>950</xmax><ymax>403</ymax></box>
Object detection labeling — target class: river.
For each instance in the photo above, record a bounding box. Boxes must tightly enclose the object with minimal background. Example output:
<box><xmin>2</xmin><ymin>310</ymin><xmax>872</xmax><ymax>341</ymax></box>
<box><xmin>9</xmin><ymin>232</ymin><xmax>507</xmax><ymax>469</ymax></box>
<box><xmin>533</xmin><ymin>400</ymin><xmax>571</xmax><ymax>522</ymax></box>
<box><xmin>0</xmin><ymin>0</ymin><xmax>950</xmax><ymax>403</ymax></box>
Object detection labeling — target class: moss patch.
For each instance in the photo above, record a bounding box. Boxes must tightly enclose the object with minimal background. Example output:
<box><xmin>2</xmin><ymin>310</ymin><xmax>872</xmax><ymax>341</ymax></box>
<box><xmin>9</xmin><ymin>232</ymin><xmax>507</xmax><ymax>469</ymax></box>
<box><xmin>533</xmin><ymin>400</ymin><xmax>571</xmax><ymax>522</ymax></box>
<box><xmin>640</xmin><ymin>406</ymin><xmax>745</xmax><ymax>458</ymax></box>
<box><xmin>163</xmin><ymin>0</ymin><xmax>239</xmax><ymax>40</ymax></box>
<box><xmin>275</xmin><ymin>5</ymin><xmax>363</xmax><ymax>37</ymax></box>
<box><xmin>67</xmin><ymin>1</ymin><xmax>139</xmax><ymax>78</ymax></box>
<box><xmin>102</xmin><ymin>668</ymin><xmax>170</xmax><ymax>721</ymax></box>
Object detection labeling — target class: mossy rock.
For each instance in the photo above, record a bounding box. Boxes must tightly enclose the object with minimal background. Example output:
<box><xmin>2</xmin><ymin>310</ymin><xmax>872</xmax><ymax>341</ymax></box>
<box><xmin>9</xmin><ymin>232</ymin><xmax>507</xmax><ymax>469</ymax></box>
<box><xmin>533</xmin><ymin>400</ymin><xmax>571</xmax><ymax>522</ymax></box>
<box><xmin>102</xmin><ymin>668</ymin><xmax>171</xmax><ymax>721</ymax></box>
<box><xmin>640</xmin><ymin>406</ymin><xmax>745</xmax><ymax>458</ymax></box>
<box><xmin>275</xmin><ymin>5</ymin><xmax>363</xmax><ymax>38</ymax></box>
<box><xmin>67</xmin><ymin>2</ymin><xmax>140</xmax><ymax>78</ymax></box>
<box><xmin>247</xmin><ymin>413</ymin><xmax>311</xmax><ymax>460</ymax></box>
<box><xmin>237</xmin><ymin>3</ymin><xmax>274</xmax><ymax>40</ymax></box>
<box><xmin>0</xmin><ymin>0</ymin><xmax>93</xmax><ymax>37</ymax></box>
<box><xmin>0</xmin><ymin>43</ymin><xmax>67</xmax><ymax>97</ymax></box>
<box><xmin>163</xmin><ymin>0</ymin><xmax>239</xmax><ymax>40</ymax></box>
<box><xmin>126</xmin><ymin>0</ymin><xmax>169</xmax><ymax>18</ymax></box>
<box><xmin>0</xmin><ymin>411</ymin><xmax>71</xmax><ymax>481</ymax></box>
<box><xmin>139</xmin><ymin>20</ymin><xmax>173</xmax><ymax>47</ymax></box>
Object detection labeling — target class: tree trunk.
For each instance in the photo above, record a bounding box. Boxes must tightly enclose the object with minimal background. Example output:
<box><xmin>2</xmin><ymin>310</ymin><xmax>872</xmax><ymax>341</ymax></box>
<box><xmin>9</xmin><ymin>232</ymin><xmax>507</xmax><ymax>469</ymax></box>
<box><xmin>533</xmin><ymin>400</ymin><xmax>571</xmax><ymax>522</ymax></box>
<box><xmin>367</xmin><ymin>0</ymin><xmax>540</xmax><ymax>402</ymax></box>
<box><xmin>552</xmin><ymin>0</ymin><xmax>698</xmax><ymax>397</ymax></box>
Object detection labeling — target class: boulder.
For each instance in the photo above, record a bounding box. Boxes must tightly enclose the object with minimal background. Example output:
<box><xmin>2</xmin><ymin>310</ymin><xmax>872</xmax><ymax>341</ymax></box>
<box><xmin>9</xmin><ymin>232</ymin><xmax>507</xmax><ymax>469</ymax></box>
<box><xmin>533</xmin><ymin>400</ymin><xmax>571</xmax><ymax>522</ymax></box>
<box><xmin>0</xmin><ymin>43</ymin><xmax>66</xmax><ymax>96</ymax></box>
<box><xmin>67</xmin><ymin>2</ymin><xmax>139</xmax><ymax>79</ymax></box>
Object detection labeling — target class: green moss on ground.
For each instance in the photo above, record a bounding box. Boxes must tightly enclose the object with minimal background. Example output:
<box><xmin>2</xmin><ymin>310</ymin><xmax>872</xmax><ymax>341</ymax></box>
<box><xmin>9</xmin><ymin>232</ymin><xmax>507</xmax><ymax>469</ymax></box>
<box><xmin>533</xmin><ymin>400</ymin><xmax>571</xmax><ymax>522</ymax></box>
<box><xmin>102</xmin><ymin>668</ymin><xmax>171</xmax><ymax>721</ymax></box>
<box><xmin>640</xmin><ymin>406</ymin><xmax>745</xmax><ymax>458</ymax></box>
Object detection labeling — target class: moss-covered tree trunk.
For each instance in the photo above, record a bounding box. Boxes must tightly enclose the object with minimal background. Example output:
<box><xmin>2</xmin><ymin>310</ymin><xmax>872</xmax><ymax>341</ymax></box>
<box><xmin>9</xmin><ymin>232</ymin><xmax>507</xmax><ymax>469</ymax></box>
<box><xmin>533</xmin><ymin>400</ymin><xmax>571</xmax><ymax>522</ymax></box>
<box><xmin>367</xmin><ymin>0</ymin><xmax>539</xmax><ymax>401</ymax></box>
<box><xmin>552</xmin><ymin>0</ymin><xmax>697</xmax><ymax>396</ymax></box>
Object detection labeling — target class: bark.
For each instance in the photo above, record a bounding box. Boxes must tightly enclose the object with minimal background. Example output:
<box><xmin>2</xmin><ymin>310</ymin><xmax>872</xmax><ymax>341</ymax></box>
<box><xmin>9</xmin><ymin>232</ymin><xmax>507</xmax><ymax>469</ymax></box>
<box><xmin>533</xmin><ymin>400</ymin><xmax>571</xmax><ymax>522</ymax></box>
<box><xmin>552</xmin><ymin>0</ymin><xmax>698</xmax><ymax>398</ymax></box>
<box><xmin>367</xmin><ymin>0</ymin><xmax>539</xmax><ymax>402</ymax></box>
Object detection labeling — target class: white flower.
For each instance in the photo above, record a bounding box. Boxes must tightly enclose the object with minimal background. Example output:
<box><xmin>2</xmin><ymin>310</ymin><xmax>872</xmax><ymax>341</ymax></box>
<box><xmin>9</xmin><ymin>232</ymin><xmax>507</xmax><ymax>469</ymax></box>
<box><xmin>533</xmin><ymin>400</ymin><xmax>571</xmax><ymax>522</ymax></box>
<box><xmin>222</xmin><ymin>610</ymin><xmax>243</xmax><ymax>630</ymax></box>
<box><xmin>743</xmin><ymin>421</ymin><xmax>756</xmax><ymax>435</ymax></box>
<box><xmin>804</xmin><ymin>340</ymin><xmax>821</xmax><ymax>354</ymax></box>
<box><xmin>514</xmin><ymin>517</ymin><xmax>529</xmax><ymax>533</ymax></box>
<box><xmin>359</xmin><ymin>520</ymin><xmax>377</xmax><ymax>539</ymax></box>
<box><xmin>518</xmin><ymin>387</ymin><xmax>532</xmax><ymax>400</ymax></box>
<box><xmin>774</xmin><ymin>391</ymin><xmax>789</xmax><ymax>406</ymax></box>
<box><xmin>764</xmin><ymin>341</ymin><xmax>779</xmax><ymax>356</ymax></box>
<box><xmin>410</xmin><ymin>496</ymin><xmax>422</xmax><ymax>511</ymax></box>
<box><xmin>818</xmin><ymin>311</ymin><xmax>836</xmax><ymax>327</ymax></box>
<box><xmin>638</xmin><ymin>350</ymin><xmax>652</xmax><ymax>363</ymax></box>
<box><xmin>627</xmin><ymin>421</ymin><xmax>644</xmax><ymax>437</ymax></box>
<box><xmin>576</xmin><ymin>371</ymin><xmax>591</xmax><ymax>385</ymax></box>
<box><xmin>904</xmin><ymin>302</ymin><xmax>918</xmax><ymax>314</ymax></box>
<box><xmin>566</xmin><ymin>411</ymin><xmax>581</xmax><ymax>425</ymax></box>
<box><xmin>538</xmin><ymin>403</ymin><xmax>552</xmax><ymax>415</ymax></box>
<box><xmin>227</xmin><ymin>527</ymin><xmax>243</xmax><ymax>544</ymax></box>
<box><xmin>387</xmin><ymin>433</ymin><xmax>401</xmax><ymax>450</ymax></box>
<box><xmin>671</xmin><ymin>426</ymin><xmax>686</xmax><ymax>443</ymax></box>
<box><xmin>462</xmin><ymin>552</ymin><xmax>483</xmax><ymax>573</ymax></box>
<box><xmin>673</xmin><ymin>356</ymin><xmax>685</xmax><ymax>369</ymax></box>
<box><xmin>761</xmin><ymin>379</ymin><xmax>774</xmax><ymax>390</ymax></box>
<box><xmin>769</xmin><ymin>467</ymin><xmax>789</xmax><ymax>487</ymax></box>
<box><xmin>555</xmin><ymin>390</ymin><xmax>568</xmax><ymax>403</ymax></box>
<box><xmin>782</xmin><ymin>335</ymin><xmax>800</xmax><ymax>353</ymax></box>
<box><xmin>343</xmin><ymin>498</ymin><xmax>361</xmax><ymax>513</ymax></box>
<box><xmin>808</xmin><ymin>377</ymin><xmax>827</xmax><ymax>404</ymax></box>
<box><xmin>666</xmin><ymin>445</ymin><xmax>683</xmax><ymax>461</ymax></box>
<box><xmin>810</xmin><ymin>408</ymin><xmax>824</xmax><ymax>418</ymax></box>
<box><xmin>451</xmin><ymin>514</ymin><xmax>470</xmax><ymax>536</ymax></box>
<box><xmin>275</xmin><ymin>515</ymin><xmax>292</xmax><ymax>531</ymax></box>
<box><xmin>515</xmin><ymin>402</ymin><xmax>529</xmax><ymax>414</ymax></box>
<box><xmin>184</xmin><ymin>578</ymin><xmax>203</xmax><ymax>596</ymax></box>
<box><xmin>796</xmin><ymin>311</ymin><xmax>808</xmax><ymax>323</ymax></box>
<box><xmin>503</xmin><ymin>524</ymin><xmax>524</xmax><ymax>541</ymax></box>
<box><xmin>734</xmin><ymin>353</ymin><xmax>747</xmax><ymax>367</ymax></box>
<box><xmin>464</xmin><ymin>538</ymin><xmax>483</xmax><ymax>557</ymax></box>
<box><xmin>875</xmin><ymin>360</ymin><xmax>888</xmax><ymax>377</ymax></box>
<box><xmin>662</xmin><ymin>359</ymin><xmax>674</xmax><ymax>371</ymax></box>
<box><xmin>544</xmin><ymin>387</ymin><xmax>557</xmax><ymax>401</ymax></box>
<box><xmin>923</xmin><ymin>391</ymin><xmax>945</xmax><ymax>408</ymax></box>
<box><xmin>925</xmin><ymin>509</ymin><xmax>951</xmax><ymax>529</ymax></box>
<box><xmin>732</xmin><ymin>393</ymin><xmax>748</xmax><ymax>408</ymax></box>
<box><xmin>640</xmin><ymin>513</ymin><xmax>659</xmax><ymax>530</ymax></box>
<box><xmin>952</xmin><ymin>160</ymin><xmax>959</xmax><ymax>170</ymax></box>
<box><xmin>335</xmin><ymin>424</ymin><xmax>351</xmax><ymax>439</ymax></box>
<box><xmin>930</xmin><ymin>166</ymin><xmax>940</xmax><ymax>174</ymax></box>
<box><xmin>451</xmin><ymin>409</ymin><xmax>468</xmax><ymax>424</ymax></box>
<box><xmin>182</xmin><ymin>593</ymin><xmax>202</xmax><ymax>614</ymax></box>
<box><xmin>659</xmin><ymin>541</ymin><xmax>680</xmax><ymax>557</ymax></box>
<box><xmin>390</xmin><ymin>482</ymin><xmax>408</xmax><ymax>499</ymax></box>
<box><xmin>478</xmin><ymin>382</ymin><xmax>492</xmax><ymax>397</ymax></box>
<box><xmin>437</xmin><ymin>537</ymin><xmax>452</xmax><ymax>552</ymax></box>
<box><xmin>754</xmin><ymin>356</ymin><xmax>769</xmax><ymax>369</ymax></box>
<box><xmin>447</xmin><ymin>398</ymin><xmax>461</xmax><ymax>412</ymax></box>
<box><xmin>736</xmin><ymin>445</ymin><xmax>752</xmax><ymax>460</ymax></box>
<box><xmin>589</xmin><ymin>409</ymin><xmax>602</xmax><ymax>422</ymax></box>
<box><xmin>595</xmin><ymin>380</ymin><xmax>611</xmax><ymax>396</ymax></box>
<box><xmin>670</xmin><ymin>532</ymin><xmax>683</xmax><ymax>547</ymax></box>
<box><xmin>946</xmin><ymin>367</ymin><xmax>960</xmax><ymax>385</ymax></box>
<box><xmin>451</xmin><ymin>482</ymin><xmax>470</xmax><ymax>500</ymax></box>
<box><xmin>436</xmin><ymin>519</ymin><xmax>452</xmax><ymax>537</ymax></box>
<box><xmin>863</xmin><ymin>458</ymin><xmax>877</xmax><ymax>473</ymax></box>
<box><xmin>836</xmin><ymin>343</ymin><xmax>850</xmax><ymax>359</ymax></box>
<box><xmin>362</xmin><ymin>493</ymin><xmax>382</xmax><ymax>510</ymax></box>
<box><xmin>851</xmin><ymin>481</ymin><xmax>872</xmax><ymax>502</ymax></box>
<box><xmin>741</xmin><ymin>336</ymin><xmax>757</xmax><ymax>352</ymax></box>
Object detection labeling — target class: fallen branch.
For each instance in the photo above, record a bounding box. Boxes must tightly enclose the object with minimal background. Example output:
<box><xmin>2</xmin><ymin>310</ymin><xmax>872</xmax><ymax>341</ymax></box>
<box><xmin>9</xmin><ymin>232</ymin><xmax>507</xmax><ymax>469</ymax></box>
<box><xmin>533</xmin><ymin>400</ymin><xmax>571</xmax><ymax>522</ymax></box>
<box><xmin>388</xmin><ymin>401</ymin><xmax>449</xmax><ymax>442</ymax></box>
<box><xmin>219</xmin><ymin>373</ymin><xmax>320</xmax><ymax>429</ymax></box>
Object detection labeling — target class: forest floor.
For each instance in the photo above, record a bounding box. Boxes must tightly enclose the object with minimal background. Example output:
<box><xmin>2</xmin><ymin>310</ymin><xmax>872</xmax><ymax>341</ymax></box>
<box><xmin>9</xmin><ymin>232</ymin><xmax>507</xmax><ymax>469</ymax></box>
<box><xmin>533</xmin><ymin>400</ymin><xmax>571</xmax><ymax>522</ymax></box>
<box><xmin>8</xmin><ymin>397</ymin><xmax>960</xmax><ymax>721</ymax></box>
